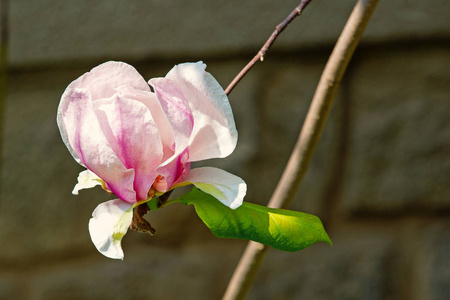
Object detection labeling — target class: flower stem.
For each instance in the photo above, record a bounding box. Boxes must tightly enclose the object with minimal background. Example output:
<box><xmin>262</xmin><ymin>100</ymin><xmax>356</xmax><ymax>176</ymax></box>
<box><xmin>222</xmin><ymin>1</ymin><xmax>380</xmax><ymax>299</ymax></box>
<box><xmin>157</xmin><ymin>189</ymin><xmax>174</xmax><ymax>206</ymax></box>
<box><xmin>224</xmin><ymin>0</ymin><xmax>313</xmax><ymax>95</ymax></box>
<box><xmin>130</xmin><ymin>204</ymin><xmax>156</xmax><ymax>235</ymax></box>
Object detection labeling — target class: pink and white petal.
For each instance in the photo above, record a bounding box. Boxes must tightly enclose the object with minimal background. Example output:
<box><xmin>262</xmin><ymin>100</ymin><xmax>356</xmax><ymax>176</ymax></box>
<box><xmin>156</xmin><ymin>148</ymin><xmax>190</xmax><ymax>191</ymax></box>
<box><xmin>57</xmin><ymin>88</ymin><xmax>136</xmax><ymax>202</ymax></box>
<box><xmin>94</xmin><ymin>95</ymin><xmax>163</xmax><ymax>201</ymax></box>
<box><xmin>165</xmin><ymin>62</ymin><xmax>237</xmax><ymax>162</ymax></box>
<box><xmin>67</xmin><ymin>61</ymin><xmax>150</xmax><ymax>100</ymax></box>
<box><xmin>176</xmin><ymin>167</ymin><xmax>246</xmax><ymax>209</ymax></box>
<box><xmin>88</xmin><ymin>199</ymin><xmax>133</xmax><ymax>260</ymax></box>
<box><xmin>148</xmin><ymin>78</ymin><xmax>194</xmax><ymax>166</ymax></box>
<box><xmin>57</xmin><ymin>89</ymin><xmax>83</xmax><ymax>165</ymax></box>
<box><xmin>116</xmin><ymin>86</ymin><xmax>175</xmax><ymax>162</ymax></box>
<box><xmin>72</xmin><ymin>169</ymin><xmax>104</xmax><ymax>195</ymax></box>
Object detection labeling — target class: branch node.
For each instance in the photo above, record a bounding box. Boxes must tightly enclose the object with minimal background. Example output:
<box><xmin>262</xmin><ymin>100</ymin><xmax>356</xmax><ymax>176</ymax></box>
<box><xmin>258</xmin><ymin>52</ymin><xmax>265</xmax><ymax>61</ymax></box>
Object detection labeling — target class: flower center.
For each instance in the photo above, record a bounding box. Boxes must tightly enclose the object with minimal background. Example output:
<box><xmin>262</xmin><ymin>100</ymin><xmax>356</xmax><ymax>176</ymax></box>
<box><xmin>152</xmin><ymin>175</ymin><xmax>168</xmax><ymax>192</ymax></box>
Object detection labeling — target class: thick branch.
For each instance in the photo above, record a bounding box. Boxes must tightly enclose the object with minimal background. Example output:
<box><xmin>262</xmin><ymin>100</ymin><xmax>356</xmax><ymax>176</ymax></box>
<box><xmin>224</xmin><ymin>0</ymin><xmax>312</xmax><ymax>95</ymax></box>
<box><xmin>222</xmin><ymin>1</ymin><xmax>380</xmax><ymax>299</ymax></box>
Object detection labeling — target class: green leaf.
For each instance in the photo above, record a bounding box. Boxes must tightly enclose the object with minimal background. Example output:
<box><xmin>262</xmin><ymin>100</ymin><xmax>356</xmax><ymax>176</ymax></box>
<box><xmin>147</xmin><ymin>197</ymin><xmax>160</xmax><ymax>211</ymax></box>
<box><xmin>172</xmin><ymin>187</ymin><xmax>332</xmax><ymax>252</ymax></box>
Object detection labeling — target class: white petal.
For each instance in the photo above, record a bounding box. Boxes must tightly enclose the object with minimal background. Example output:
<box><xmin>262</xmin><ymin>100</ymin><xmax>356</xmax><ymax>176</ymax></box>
<box><xmin>177</xmin><ymin>167</ymin><xmax>246</xmax><ymax>209</ymax></box>
<box><xmin>88</xmin><ymin>199</ymin><xmax>133</xmax><ymax>260</ymax></box>
<box><xmin>165</xmin><ymin>62</ymin><xmax>238</xmax><ymax>162</ymax></box>
<box><xmin>72</xmin><ymin>169</ymin><xmax>103</xmax><ymax>195</ymax></box>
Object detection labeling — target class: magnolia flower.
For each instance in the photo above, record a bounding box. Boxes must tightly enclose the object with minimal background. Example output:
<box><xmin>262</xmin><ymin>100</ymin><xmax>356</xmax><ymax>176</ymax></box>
<box><xmin>57</xmin><ymin>61</ymin><xmax>246</xmax><ymax>259</ymax></box>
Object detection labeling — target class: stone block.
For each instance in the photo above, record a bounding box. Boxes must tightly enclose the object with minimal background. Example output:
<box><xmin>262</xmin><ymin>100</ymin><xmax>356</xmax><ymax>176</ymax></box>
<box><xmin>342</xmin><ymin>47</ymin><xmax>450</xmax><ymax>214</ymax></box>
<box><xmin>0</xmin><ymin>275</ymin><xmax>26</xmax><ymax>299</ymax></box>
<box><xmin>8</xmin><ymin>0</ymin><xmax>450</xmax><ymax>68</ymax></box>
<box><xmin>27</xmin><ymin>243</ymin><xmax>243</xmax><ymax>300</ymax></box>
<box><xmin>392</xmin><ymin>220</ymin><xmax>450</xmax><ymax>300</ymax></box>
<box><xmin>424</xmin><ymin>222</ymin><xmax>450</xmax><ymax>300</ymax></box>
<box><xmin>249</xmin><ymin>230</ymin><xmax>394</xmax><ymax>300</ymax></box>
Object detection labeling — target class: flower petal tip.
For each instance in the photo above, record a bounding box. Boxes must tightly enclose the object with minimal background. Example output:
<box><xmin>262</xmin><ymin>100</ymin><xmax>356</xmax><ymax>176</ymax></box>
<box><xmin>88</xmin><ymin>199</ymin><xmax>133</xmax><ymax>260</ymax></box>
<box><xmin>89</xmin><ymin>217</ymin><xmax>125</xmax><ymax>260</ymax></box>
<box><xmin>229</xmin><ymin>182</ymin><xmax>247</xmax><ymax>210</ymax></box>
<box><xmin>181</xmin><ymin>167</ymin><xmax>247</xmax><ymax>210</ymax></box>
<box><xmin>72</xmin><ymin>170</ymin><xmax>103</xmax><ymax>195</ymax></box>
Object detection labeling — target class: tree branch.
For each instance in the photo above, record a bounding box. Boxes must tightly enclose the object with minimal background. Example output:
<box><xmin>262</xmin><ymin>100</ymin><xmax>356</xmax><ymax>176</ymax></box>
<box><xmin>222</xmin><ymin>1</ymin><xmax>380</xmax><ymax>299</ymax></box>
<box><xmin>224</xmin><ymin>0</ymin><xmax>313</xmax><ymax>95</ymax></box>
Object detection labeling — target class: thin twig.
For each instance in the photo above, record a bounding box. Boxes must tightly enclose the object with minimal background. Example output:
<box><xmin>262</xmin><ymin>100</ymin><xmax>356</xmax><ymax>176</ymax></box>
<box><xmin>224</xmin><ymin>0</ymin><xmax>313</xmax><ymax>95</ymax></box>
<box><xmin>222</xmin><ymin>0</ymin><xmax>380</xmax><ymax>299</ymax></box>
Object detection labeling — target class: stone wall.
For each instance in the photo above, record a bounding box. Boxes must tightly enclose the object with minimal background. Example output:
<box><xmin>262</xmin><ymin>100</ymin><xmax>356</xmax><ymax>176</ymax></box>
<box><xmin>1</xmin><ymin>1</ymin><xmax>449</xmax><ymax>299</ymax></box>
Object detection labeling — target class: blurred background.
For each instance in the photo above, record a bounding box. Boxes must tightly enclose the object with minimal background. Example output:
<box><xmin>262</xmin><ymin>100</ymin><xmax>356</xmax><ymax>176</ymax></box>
<box><xmin>1</xmin><ymin>0</ymin><xmax>449</xmax><ymax>299</ymax></box>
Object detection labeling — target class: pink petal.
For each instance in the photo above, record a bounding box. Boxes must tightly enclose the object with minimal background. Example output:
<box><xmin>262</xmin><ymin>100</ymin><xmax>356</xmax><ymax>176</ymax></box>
<box><xmin>68</xmin><ymin>61</ymin><xmax>150</xmax><ymax>100</ymax></box>
<box><xmin>148</xmin><ymin>78</ymin><xmax>194</xmax><ymax>166</ymax></box>
<box><xmin>57</xmin><ymin>88</ymin><xmax>136</xmax><ymax>202</ymax></box>
<box><xmin>157</xmin><ymin>148</ymin><xmax>190</xmax><ymax>190</ymax></box>
<box><xmin>178</xmin><ymin>167</ymin><xmax>246</xmax><ymax>209</ymax></box>
<box><xmin>116</xmin><ymin>86</ymin><xmax>175</xmax><ymax>162</ymax></box>
<box><xmin>165</xmin><ymin>62</ymin><xmax>238</xmax><ymax>162</ymax></box>
<box><xmin>94</xmin><ymin>94</ymin><xmax>163</xmax><ymax>201</ymax></box>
